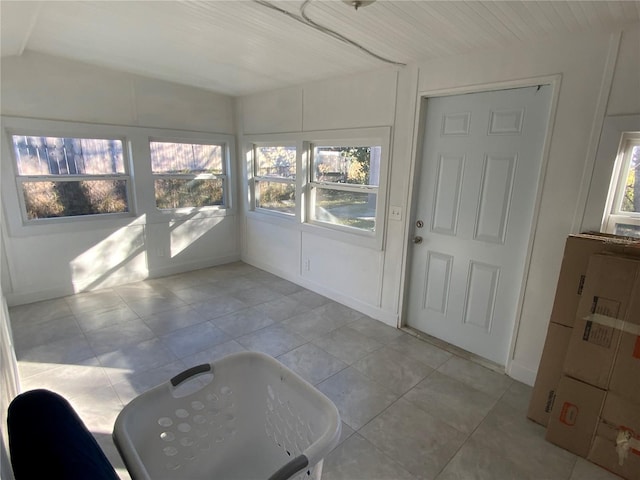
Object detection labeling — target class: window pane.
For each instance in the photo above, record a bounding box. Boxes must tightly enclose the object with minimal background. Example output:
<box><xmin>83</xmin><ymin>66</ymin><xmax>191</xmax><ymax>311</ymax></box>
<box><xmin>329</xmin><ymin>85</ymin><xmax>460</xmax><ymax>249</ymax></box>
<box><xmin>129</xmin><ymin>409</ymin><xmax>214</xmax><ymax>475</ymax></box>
<box><xmin>313</xmin><ymin>146</ymin><xmax>381</xmax><ymax>186</ymax></box>
<box><xmin>150</xmin><ymin>142</ymin><xmax>223</xmax><ymax>174</ymax></box>
<box><xmin>614</xmin><ymin>223</ymin><xmax>640</xmax><ymax>238</ymax></box>
<box><xmin>255</xmin><ymin>146</ymin><xmax>296</xmax><ymax>178</ymax></box>
<box><xmin>313</xmin><ymin>188</ymin><xmax>376</xmax><ymax>231</ymax></box>
<box><xmin>155</xmin><ymin>178</ymin><xmax>223</xmax><ymax>209</ymax></box>
<box><xmin>22</xmin><ymin>180</ymin><xmax>128</xmax><ymax>219</ymax></box>
<box><xmin>12</xmin><ymin>136</ymin><xmax>124</xmax><ymax>176</ymax></box>
<box><xmin>256</xmin><ymin>181</ymin><xmax>295</xmax><ymax>215</ymax></box>
<box><xmin>620</xmin><ymin>145</ymin><xmax>640</xmax><ymax>213</ymax></box>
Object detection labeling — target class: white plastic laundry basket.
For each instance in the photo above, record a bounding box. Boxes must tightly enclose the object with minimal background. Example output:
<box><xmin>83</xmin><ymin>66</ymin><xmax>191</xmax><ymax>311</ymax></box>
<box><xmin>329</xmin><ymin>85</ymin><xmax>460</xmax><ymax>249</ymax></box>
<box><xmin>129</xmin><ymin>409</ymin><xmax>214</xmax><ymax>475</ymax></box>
<box><xmin>113</xmin><ymin>351</ymin><xmax>341</xmax><ymax>480</ymax></box>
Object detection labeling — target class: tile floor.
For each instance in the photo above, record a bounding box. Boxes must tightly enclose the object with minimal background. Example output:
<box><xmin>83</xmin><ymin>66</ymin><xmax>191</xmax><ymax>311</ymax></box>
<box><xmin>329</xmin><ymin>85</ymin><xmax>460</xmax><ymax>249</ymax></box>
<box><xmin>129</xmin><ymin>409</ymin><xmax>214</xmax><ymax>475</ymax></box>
<box><xmin>9</xmin><ymin>262</ymin><xmax>618</xmax><ymax>480</ymax></box>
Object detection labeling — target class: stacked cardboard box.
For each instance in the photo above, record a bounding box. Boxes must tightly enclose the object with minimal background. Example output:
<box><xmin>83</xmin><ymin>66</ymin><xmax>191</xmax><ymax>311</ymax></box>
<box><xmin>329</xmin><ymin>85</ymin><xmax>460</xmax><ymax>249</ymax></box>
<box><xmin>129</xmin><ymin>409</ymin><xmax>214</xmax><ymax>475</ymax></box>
<box><xmin>527</xmin><ymin>233</ymin><xmax>637</xmax><ymax>426</ymax></box>
<box><xmin>528</xmin><ymin>235</ymin><xmax>640</xmax><ymax>480</ymax></box>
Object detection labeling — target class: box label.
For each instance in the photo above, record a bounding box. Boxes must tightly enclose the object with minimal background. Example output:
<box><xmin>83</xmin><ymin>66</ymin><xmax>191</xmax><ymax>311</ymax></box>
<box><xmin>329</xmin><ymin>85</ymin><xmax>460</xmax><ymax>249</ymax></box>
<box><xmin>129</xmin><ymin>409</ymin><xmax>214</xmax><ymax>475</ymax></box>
<box><xmin>544</xmin><ymin>389</ymin><xmax>556</xmax><ymax>414</ymax></box>
<box><xmin>590</xmin><ymin>296</ymin><xmax>621</xmax><ymax>318</ymax></box>
<box><xmin>560</xmin><ymin>402</ymin><xmax>579</xmax><ymax>426</ymax></box>
<box><xmin>582</xmin><ymin>296</ymin><xmax>621</xmax><ymax>348</ymax></box>
<box><xmin>577</xmin><ymin>275</ymin><xmax>586</xmax><ymax>295</ymax></box>
<box><xmin>583</xmin><ymin>321</ymin><xmax>614</xmax><ymax>348</ymax></box>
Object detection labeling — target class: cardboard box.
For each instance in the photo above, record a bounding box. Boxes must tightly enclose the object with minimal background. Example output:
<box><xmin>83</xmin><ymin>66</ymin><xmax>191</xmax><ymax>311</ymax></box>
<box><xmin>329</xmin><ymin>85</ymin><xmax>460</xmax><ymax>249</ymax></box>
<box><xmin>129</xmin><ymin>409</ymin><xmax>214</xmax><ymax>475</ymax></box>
<box><xmin>609</xmin><ymin>288</ymin><xmax>640</xmax><ymax>404</ymax></box>
<box><xmin>527</xmin><ymin>323</ymin><xmax>573</xmax><ymax>426</ymax></box>
<box><xmin>588</xmin><ymin>393</ymin><xmax>640</xmax><ymax>480</ymax></box>
<box><xmin>550</xmin><ymin>234</ymin><xmax>639</xmax><ymax>328</ymax></box>
<box><xmin>563</xmin><ymin>254</ymin><xmax>640</xmax><ymax>389</ymax></box>
<box><xmin>546</xmin><ymin>376</ymin><xmax>606</xmax><ymax>457</ymax></box>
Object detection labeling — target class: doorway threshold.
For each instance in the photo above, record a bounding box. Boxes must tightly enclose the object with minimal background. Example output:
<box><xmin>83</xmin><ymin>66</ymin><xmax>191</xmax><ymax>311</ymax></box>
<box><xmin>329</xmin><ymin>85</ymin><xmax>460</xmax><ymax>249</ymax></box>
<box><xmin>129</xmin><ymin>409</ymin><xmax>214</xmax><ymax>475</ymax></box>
<box><xmin>400</xmin><ymin>326</ymin><xmax>506</xmax><ymax>375</ymax></box>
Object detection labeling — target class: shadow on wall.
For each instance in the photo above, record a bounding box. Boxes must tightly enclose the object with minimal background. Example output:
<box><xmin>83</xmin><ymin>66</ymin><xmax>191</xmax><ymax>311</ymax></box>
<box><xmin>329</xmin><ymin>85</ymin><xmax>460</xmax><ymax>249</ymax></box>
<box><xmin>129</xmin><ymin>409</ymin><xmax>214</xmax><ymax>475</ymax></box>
<box><xmin>70</xmin><ymin>216</ymin><xmax>148</xmax><ymax>293</ymax></box>
<box><xmin>167</xmin><ymin>214</ymin><xmax>226</xmax><ymax>259</ymax></box>
<box><xmin>70</xmin><ymin>212</ymin><xmax>232</xmax><ymax>294</ymax></box>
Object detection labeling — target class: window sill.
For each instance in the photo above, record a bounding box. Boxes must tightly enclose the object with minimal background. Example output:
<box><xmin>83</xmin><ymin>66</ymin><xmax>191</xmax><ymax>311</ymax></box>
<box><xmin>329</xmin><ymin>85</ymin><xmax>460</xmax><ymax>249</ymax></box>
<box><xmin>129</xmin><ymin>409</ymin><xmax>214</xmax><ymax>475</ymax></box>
<box><xmin>6</xmin><ymin>213</ymin><xmax>146</xmax><ymax>238</ymax></box>
<box><xmin>151</xmin><ymin>206</ymin><xmax>235</xmax><ymax>222</ymax></box>
<box><xmin>245</xmin><ymin>209</ymin><xmax>297</xmax><ymax>226</ymax></box>
<box><xmin>301</xmin><ymin>221</ymin><xmax>382</xmax><ymax>251</ymax></box>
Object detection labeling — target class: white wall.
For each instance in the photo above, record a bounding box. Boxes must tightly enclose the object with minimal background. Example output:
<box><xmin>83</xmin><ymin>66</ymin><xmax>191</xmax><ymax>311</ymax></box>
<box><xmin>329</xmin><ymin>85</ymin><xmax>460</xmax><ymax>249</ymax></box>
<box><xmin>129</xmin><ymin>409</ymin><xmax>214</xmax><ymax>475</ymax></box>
<box><xmin>606</xmin><ymin>25</ymin><xmax>640</xmax><ymax>117</ymax></box>
<box><xmin>237</xmin><ymin>68</ymin><xmax>400</xmax><ymax>322</ymax></box>
<box><xmin>1</xmin><ymin>51</ymin><xmax>240</xmax><ymax>305</ymax></box>
<box><xmin>580</xmin><ymin>25</ymin><xmax>640</xmax><ymax>248</ymax></box>
<box><xmin>237</xmin><ymin>25</ymin><xmax>640</xmax><ymax>384</ymax></box>
<box><xmin>0</xmin><ymin>195</ymin><xmax>18</xmax><ymax>480</ymax></box>
<box><xmin>0</xmin><ymin>294</ymin><xmax>19</xmax><ymax>480</ymax></box>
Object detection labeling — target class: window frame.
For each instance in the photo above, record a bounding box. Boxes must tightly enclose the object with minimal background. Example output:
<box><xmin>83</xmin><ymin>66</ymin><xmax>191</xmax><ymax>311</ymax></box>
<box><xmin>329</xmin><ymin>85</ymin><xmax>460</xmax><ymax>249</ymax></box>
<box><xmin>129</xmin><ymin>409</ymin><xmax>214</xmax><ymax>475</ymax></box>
<box><xmin>603</xmin><ymin>132</ymin><xmax>640</xmax><ymax>238</ymax></box>
<box><xmin>251</xmin><ymin>142</ymin><xmax>298</xmax><ymax>217</ymax></box>
<box><xmin>3</xmin><ymin>122</ymin><xmax>135</xmax><ymax>228</ymax></box>
<box><xmin>244</xmin><ymin>127</ymin><xmax>391</xmax><ymax>250</ymax></box>
<box><xmin>307</xmin><ymin>141</ymin><xmax>383</xmax><ymax>237</ymax></box>
<box><xmin>1</xmin><ymin>116</ymin><xmax>236</xmax><ymax>237</ymax></box>
<box><xmin>148</xmin><ymin>137</ymin><xmax>231</xmax><ymax>212</ymax></box>
<box><xmin>12</xmin><ymin>137</ymin><xmax>132</xmax><ymax>223</ymax></box>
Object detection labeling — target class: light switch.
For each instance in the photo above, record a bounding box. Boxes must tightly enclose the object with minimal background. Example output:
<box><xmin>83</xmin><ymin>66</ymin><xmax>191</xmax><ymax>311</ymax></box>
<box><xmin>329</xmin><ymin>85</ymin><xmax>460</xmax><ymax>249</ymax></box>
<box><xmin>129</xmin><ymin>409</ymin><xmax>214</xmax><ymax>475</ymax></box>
<box><xmin>389</xmin><ymin>206</ymin><xmax>402</xmax><ymax>221</ymax></box>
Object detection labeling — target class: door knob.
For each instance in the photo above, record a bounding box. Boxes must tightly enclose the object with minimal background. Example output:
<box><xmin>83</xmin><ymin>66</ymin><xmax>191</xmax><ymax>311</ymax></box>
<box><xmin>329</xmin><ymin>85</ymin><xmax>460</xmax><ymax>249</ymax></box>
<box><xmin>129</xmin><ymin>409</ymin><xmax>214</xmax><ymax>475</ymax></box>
<box><xmin>413</xmin><ymin>236</ymin><xmax>423</xmax><ymax>244</ymax></box>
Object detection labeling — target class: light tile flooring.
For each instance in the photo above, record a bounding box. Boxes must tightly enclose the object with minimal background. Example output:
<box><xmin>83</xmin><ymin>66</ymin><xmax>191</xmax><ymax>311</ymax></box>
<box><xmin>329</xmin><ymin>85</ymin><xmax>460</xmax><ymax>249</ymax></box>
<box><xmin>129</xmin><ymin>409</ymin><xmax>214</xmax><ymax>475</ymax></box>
<box><xmin>9</xmin><ymin>262</ymin><xmax>618</xmax><ymax>480</ymax></box>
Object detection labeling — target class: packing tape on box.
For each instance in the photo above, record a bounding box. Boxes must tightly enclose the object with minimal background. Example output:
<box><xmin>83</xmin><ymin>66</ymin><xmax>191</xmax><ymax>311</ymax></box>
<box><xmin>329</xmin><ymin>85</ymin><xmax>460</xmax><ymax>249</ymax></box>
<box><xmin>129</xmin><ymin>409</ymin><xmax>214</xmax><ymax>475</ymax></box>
<box><xmin>616</xmin><ymin>429</ymin><xmax>640</xmax><ymax>465</ymax></box>
<box><xmin>621</xmin><ymin>323</ymin><xmax>640</xmax><ymax>336</ymax></box>
<box><xmin>584</xmin><ymin>314</ymin><xmax>640</xmax><ymax>335</ymax></box>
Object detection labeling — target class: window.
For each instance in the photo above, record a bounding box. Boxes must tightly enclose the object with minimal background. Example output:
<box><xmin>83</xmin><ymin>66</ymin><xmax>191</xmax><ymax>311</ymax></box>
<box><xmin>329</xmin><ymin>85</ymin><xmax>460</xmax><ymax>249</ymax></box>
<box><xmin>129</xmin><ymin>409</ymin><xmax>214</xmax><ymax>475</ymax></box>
<box><xmin>309</xmin><ymin>144</ymin><xmax>381</xmax><ymax>233</ymax></box>
<box><xmin>246</xmin><ymin>128</ymin><xmax>389</xmax><ymax>248</ymax></box>
<box><xmin>10</xmin><ymin>134</ymin><xmax>130</xmax><ymax>221</ymax></box>
<box><xmin>150</xmin><ymin>140</ymin><xmax>227</xmax><ymax>210</ymax></box>
<box><xmin>603</xmin><ymin>133</ymin><xmax>640</xmax><ymax>238</ymax></box>
<box><xmin>253</xmin><ymin>145</ymin><xmax>296</xmax><ymax>215</ymax></box>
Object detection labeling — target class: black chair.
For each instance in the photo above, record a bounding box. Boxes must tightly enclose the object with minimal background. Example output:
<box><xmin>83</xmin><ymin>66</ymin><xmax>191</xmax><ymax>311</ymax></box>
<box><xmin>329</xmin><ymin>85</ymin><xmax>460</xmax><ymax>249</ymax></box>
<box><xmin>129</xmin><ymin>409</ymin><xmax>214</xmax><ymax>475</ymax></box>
<box><xmin>7</xmin><ymin>389</ymin><xmax>119</xmax><ymax>480</ymax></box>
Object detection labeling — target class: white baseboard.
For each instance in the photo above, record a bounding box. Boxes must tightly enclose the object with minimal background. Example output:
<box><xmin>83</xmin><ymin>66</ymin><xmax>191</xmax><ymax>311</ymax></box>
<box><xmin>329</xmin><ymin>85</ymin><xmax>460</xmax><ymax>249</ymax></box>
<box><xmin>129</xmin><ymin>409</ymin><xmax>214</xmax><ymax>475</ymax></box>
<box><xmin>507</xmin><ymin>359</ymin><xmax>537</xmax><ymax>386</ymax></box>
<box><xmin>148</xmin><ymin>254</ymin><xmax>241</xmax><ymax>279</ymax></box>
<box><xmin>5</xmin><ymin>285</ymin><xmax>74</xmax><ymax>307</ymax></box>
<box><xmin>243</xmin><ymin>256</ymin><xmax>399</xmax><ymax>327</ymax></box>
<box><xmin>6</xmin><ymin>254</ymin><xmax>242</xmax><ymax>307</ymax></box>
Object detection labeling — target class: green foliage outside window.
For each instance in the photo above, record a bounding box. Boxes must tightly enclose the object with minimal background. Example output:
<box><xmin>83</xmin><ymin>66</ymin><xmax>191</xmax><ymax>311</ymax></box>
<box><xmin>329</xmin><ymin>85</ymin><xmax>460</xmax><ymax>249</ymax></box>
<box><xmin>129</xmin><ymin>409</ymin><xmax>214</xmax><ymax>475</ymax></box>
<box><xmin>621</xmin><ymin>145</ymin><xmax>640</xmax><ymax>213</ymax></box>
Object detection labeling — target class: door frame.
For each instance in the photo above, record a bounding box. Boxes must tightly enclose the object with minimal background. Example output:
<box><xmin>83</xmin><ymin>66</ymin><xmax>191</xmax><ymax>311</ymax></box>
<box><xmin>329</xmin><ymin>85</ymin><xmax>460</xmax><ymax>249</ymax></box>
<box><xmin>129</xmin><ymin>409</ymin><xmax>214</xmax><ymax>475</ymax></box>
<box><xmin>399</xmin><ymin>75</ymin><xmax>562</xmax><ymax>372</ymax></box>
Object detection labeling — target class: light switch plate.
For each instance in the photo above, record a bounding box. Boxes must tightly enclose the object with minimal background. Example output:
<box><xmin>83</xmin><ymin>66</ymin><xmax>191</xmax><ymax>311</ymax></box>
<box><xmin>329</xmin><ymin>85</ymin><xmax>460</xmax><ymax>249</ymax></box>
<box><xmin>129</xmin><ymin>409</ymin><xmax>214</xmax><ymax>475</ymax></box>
<box><xmin>389</xmin><ymin>206</ymin><xmax>402</xmax><ymax>221</ymax></box>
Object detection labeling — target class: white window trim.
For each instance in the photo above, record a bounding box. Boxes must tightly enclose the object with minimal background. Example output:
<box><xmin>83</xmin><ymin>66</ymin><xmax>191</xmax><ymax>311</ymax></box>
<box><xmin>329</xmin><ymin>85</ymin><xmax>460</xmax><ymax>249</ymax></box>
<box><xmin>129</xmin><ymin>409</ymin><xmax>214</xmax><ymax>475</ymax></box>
<box><xmin>1</xmin><ymin>116</ymin><xmax>236</xmax><ymax>237</ymax></box>
<box><xmin>148</xmin><ymin>136</ymin><xmax>232</xmax><ymax>214</ymax></box>
<box><xmin>602</xmin><ymin>131</ymin><xmax>640</xmax><ymax>237</ymax></box>
<box><xmin>244</xmin><ymin>127</ymin><xmax>391</xmax><ymax>250</ymax></box>
<box><xmin>11</xmin><ymin>135</ymin><xmax>134</xmax><ymax>225</ymax></box>
<box><xmin>251</xmin><ymin>141</ymin><xmax>298</xmax><ymax>218</ymax></box>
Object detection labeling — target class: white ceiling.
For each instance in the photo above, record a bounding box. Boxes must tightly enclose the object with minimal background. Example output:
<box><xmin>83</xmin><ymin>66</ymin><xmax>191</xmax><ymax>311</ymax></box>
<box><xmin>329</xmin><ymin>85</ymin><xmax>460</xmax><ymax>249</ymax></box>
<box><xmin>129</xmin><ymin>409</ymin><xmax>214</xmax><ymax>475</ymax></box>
<box><xmin>2</xmin><ymin>1</ymin><xmax>639</xmax><ymax>96</ymax></box>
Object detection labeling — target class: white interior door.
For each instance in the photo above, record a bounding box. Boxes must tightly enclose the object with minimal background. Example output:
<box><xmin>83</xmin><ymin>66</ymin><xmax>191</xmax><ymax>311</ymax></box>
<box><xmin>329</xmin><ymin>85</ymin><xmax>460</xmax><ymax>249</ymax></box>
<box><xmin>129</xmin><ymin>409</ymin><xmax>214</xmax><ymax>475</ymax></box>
<box><xmin>407</xmin><ymin>85</ymin><xmax>552</xmax><ymax>366</ymax></box>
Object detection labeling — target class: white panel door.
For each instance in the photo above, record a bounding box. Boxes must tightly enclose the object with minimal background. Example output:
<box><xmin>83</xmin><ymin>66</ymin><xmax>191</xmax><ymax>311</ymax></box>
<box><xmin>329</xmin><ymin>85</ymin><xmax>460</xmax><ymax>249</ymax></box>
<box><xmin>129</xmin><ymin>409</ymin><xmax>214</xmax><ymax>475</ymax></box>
<box><xmin>407</xmin><ymin>86</ymin><xmax>552</xmax><ymax>365</ymax></box>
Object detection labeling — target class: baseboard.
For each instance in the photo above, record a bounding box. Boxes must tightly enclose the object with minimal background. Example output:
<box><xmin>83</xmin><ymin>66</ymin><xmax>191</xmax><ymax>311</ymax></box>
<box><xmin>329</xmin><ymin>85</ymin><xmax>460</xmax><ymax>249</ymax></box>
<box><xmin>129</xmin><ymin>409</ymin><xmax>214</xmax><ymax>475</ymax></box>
<box><xmin>5</xmin><ymin>285</ymin><xmax>74</xmax><ymax>307</ymax></box>
<box><xmin>243</xmin><ymin>256</ymin><xmax>399</xmax><ymax>327</ymax></box>
<box><xmin>507</xmin><ymin>359</ymin><xmax>537</xmax><ymax>386</ymax></box>
<box><xmin>6</xmin><ymin>254</ymin><xmax>242</xmax><ymax>307</ymax></box>
<box><xmin>148</xmin><ymin>254</ymin><xmax>241</xmax><ymax>279</ymax></box>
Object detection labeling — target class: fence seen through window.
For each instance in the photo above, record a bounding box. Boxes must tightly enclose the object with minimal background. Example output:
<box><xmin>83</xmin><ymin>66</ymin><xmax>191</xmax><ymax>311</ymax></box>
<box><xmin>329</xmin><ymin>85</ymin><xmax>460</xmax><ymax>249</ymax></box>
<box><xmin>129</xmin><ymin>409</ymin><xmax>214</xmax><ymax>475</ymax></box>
<box><xmin>11</xmin><ymin>135</ymin><xmax>129</xmax><ymax>220</ymax></box>
<box><xmin>254</xmin><ymin>145</ymin><xmax>296</xmax><ymax>215</ymax></box>
<box><xmin>150</xmin><ymin>141</ymin><xmax>226</xmax><ymax>209</ymax></box>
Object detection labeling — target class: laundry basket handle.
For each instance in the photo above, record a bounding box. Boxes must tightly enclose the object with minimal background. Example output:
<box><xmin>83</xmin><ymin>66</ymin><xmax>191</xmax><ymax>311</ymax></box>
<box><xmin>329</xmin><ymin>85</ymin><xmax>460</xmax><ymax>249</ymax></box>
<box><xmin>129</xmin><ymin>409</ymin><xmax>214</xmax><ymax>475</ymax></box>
<box><xmin>170</xmin><ymin>364</ymin><xmax>212</xmax><ymax>387</ymax></box>
<box><xmin>268</xmin><ymin>454</ymin><xmax>309</xmax><ymax>480</ymax></box>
